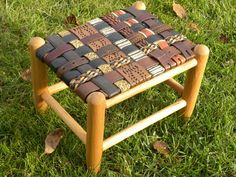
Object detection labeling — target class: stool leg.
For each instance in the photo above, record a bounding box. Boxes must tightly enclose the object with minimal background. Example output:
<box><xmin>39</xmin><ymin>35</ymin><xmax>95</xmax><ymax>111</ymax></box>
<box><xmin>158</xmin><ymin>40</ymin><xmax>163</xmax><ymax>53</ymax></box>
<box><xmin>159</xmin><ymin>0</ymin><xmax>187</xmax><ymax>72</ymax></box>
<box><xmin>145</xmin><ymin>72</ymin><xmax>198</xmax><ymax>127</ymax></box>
<box><xmin>86</xmin><ymin>92</ymin><xmax>106</xmax><ymax>173</ymax></box>
<box><xmin>182</xmin><ymin>44</ymin><xmax>209</xmax><ymax>120</ymax></box>
<box><xmin>29</xmin><ymin>37</ymin><xmax>49</xmax><ymax>112</ymax></box>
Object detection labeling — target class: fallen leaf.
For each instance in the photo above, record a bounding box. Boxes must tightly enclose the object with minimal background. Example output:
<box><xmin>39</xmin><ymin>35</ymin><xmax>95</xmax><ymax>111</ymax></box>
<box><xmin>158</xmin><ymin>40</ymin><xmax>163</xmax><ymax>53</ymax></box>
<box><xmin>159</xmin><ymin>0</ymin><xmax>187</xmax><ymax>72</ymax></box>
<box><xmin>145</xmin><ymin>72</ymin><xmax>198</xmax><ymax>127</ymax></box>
<box><xmin>172</xmin><ymin>1</ymin><xmax>187</xmax><ymax>19</ymax></box>
<box><xmin>219</xmin><ymin>34</ymin><xmax>229</xmax><ymax>43</ymax></box>
<box><xmin>153</xmin><ymin>140</ymin><xmax>170</xmax><ymax>156</ymax></box>
<box><xmin>189</xmin><ymin>22</ymin><xmax>200</xmax><ymax>32</ymax></box>
<box><xmin>20</xmin><ymin>67</ymin><xmax>31</xmax><ymax>81</ymax></box>
<box><xmin>44</xmin><ymin>128</ymin><xmax>64</xmax><ymax>154</ymax></box>
<box><xmin>64</xmin><ymin>14</ymin><xmax>79</xmax><ymax>26</ymax></box>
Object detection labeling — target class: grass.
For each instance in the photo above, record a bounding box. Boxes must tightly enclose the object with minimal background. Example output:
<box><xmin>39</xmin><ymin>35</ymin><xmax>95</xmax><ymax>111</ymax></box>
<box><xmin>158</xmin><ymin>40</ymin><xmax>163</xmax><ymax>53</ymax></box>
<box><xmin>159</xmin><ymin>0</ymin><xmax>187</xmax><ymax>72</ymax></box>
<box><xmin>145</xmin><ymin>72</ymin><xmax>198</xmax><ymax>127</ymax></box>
<box><xmin>0</xmin><ymin>0</ymin><xmax>235</xmax><ymax>176</ymax></box>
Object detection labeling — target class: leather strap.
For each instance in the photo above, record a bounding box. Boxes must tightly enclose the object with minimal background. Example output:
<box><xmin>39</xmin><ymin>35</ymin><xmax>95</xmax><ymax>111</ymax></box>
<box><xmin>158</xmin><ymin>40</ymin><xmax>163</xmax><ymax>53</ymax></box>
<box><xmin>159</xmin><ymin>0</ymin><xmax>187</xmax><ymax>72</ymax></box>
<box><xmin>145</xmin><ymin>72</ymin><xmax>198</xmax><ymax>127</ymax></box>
<box><xmin>117</xmin><ymin>62</ymin><xmax>151</xmax><ymax>86</ymax></box>
<box><xmin>113</xmin><ymin>22</ymin><xmax>129</xmax><ymax>32</ymax></box>
<box><xmin>136</xmin><ymin>56</ymin><xmax>158</xmax><ymax>69</ymax></box>
<box><xmin>96</xmin><ymin>44</ymin><xmax>119</xmax><ymax>57</ymax></box>
<box><xmin>88</xmin><ymin>37</ymin><xmax>111</xmax><ymax>51</ymax></box>
<box><xmin>75</xmin><ymin>81</ymin><xmax>100</xmax><ymax>101</ymax></box>
<box><xmin>172</xmin><ymin>40</ymin><xmax>195</xmax><ymax>60</ymax></box>
<box><xmin>44</xmin><ymin>44</ymin><xmax>74</xmax><ymax>64</ymax></box>
<box><xmin>125</xmin><ymin>6</ymin><xmax>156</xmax><ymax>22</ymax></box>
<box><xmin>149</xmin><ymin>47</ymin><xmax>180</xmax><ymax>69</ymax></box>
<box><xmin>70</xmin><ymin>23</ymin><xmax>98</xmax><ymax>39</ymax></box>
<box><xmin>56</xmin><ymin>57</ymin><xmax>88</xmax><ymax>77</ymax></box>
<box><xmin>36</xmin><ymin>42</ymin><xmax>54</xmax><ymax>60</ymax></box>
<box><xmin>152</xmin><ymin>24</ymin><xmax>172</xmax><ymax>34</ymax></box>
<box><xmin>80</xmin><ymin>33</ymin><xmax>103</xmax><ymax>44</ymax></box>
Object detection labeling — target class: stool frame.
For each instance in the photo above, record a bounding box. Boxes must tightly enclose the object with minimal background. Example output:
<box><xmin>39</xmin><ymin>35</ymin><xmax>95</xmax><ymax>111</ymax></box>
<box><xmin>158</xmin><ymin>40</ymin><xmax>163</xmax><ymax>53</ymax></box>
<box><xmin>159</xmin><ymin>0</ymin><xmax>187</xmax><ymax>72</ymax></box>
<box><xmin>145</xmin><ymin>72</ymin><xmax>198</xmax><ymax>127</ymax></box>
<box><xmin>29</xmin><ymin>1</ymin><xmax>209</xmax><ymax>173</ymax></box>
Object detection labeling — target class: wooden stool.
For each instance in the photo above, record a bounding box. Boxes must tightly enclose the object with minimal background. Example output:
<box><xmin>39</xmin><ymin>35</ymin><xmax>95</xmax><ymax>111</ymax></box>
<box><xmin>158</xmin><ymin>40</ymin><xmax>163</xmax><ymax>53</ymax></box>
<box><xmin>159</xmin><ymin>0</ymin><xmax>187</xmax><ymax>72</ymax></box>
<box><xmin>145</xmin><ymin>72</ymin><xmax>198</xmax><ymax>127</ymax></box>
<box><xmin>29</xmin><ymin>1</ymin><xmax>209</xmax><ymax>173</ymax></box>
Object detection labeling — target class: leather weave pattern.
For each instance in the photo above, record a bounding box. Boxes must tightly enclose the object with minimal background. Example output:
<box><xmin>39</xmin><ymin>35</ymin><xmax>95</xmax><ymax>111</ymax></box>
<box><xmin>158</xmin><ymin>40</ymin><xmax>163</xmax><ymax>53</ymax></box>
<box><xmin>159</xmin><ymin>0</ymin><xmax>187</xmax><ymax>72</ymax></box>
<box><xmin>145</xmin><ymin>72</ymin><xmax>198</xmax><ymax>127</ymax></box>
<box><xmin>36</xmin><ymin>6</ymin><xmax>195</xmax><ymax>101</ymax></box>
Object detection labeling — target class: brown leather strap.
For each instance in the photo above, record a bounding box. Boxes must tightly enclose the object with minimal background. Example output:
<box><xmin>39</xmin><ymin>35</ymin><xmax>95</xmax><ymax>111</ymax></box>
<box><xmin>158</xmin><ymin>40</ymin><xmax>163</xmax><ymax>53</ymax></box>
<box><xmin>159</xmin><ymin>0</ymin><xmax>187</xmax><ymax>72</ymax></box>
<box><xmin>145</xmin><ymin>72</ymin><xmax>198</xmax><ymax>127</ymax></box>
<box><xmin>80</xmin><ymin>33</ymin><xmax>103</xmax><ymax>44</ymax></box>
<box><xmin>103</xmin><ymin>51</ymin><xmax>126</xmax><ymax>63</ymax></box>
<box><xmin>70</xmin><ymin>23</ymin><xmax>98</xmax><ymax>39</ymax></box>
<box><xmin>96</xmin><ymin>44</ymin><xmax>119</xmax><ymax>57</ymax></box>
<box><xmin>103</xmin><ymin>70</ymin><xmax>124</xmax><ymax>83</ymax></box>
<box><xmin>88</xmin><ymin>37</ymin><xmax>111</xmax><ymax>51</ymax></box>
<box><xmin>127</xmin><ymin>32</ymin><xmax>145</xmax><ymax>44</ymax></box>
<box><xmin>101</xmin><ymin>14</ymin><xmax>119</xmax><ymax>26</ymax></box>
<box><xmin>117</xmin><ymin>62</ymin><xmax>151</xmax><ymax>86</ymax></box>
<box><xmin>75</xmin><ymin>81</ymin><xmax>100</xmax><ymax>101</ymax></box>
<box><xmin>56</xmin><ymin>57</ymin><xmax>88</xmax><ymax>77</ymax></box>
<box><xmin>113</xmin><ymin>22</ymin><xmax>130</xmax><ymax>32</ymax></box>
<box><xmin>136</xmin><ymin>56</ymin><xmax>158</xmax><ymax>69</ymax></box>
<box><xmin>152</xmin><ymin>24</ymin><xmax>172</xmax><ymax>34</ymax></box>
<box><xmin>149</xmin><ymin>47</ymin><xmax>180</xmax><ymax>69</ymax></box>
<box><xmin>172</xmin><ymin>40</ymin><xmax>195</xmax><ymax>60</ymax></box>
<box><xmin>44</xmin><ymin>44</ymin><xmax>74</xmax><ymax>64</ymax></box>
<box><xmin>125</xmin><ymin>6</ymin><xmax>156</xmax><ymax>22</ymax></box>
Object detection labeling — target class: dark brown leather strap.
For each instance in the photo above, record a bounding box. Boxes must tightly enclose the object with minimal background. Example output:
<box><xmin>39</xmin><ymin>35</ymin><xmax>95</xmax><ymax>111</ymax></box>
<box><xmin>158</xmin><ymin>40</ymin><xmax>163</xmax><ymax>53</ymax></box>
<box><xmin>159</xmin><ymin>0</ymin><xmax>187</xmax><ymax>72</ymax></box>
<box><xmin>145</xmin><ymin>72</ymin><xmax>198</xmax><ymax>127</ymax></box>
<box><xmin>125</xmin><ymin>6</ymin><xmax>156</xmax><ymax>22</ymax></box>
<box><xmin>127</xmin><ymin>32</ymin><xmax>145</xmax><ymax>44</ymax></box>
<box><xmin>103</xmin><ymin>70</ymin><xmax>124</xmax><ymax>83</ymax></box>
<box><xmin>152</xmin><ymin>24</ymin><xmax>172</xmax><ymax>34</ymax></box>
<box><xmin>144</xmin><ymin>19</ymin><xmax>158</xmax><ymax>28</ymax></box>
<box><xmin>44</xmin><ymin>44</ymin><xmax>74</xmax><ymax>64</ymax></box>
<box><xmin>113</xmin><ymin>22</ymin><xmax>129</xmax><ymax>32</ymax></box>
<box><xmin>149</xmin><ymin>47</ymin><xmax>180</xmax><ymax>69</ymax></box>
<box><xmin>96</xmin><ymin>44</ymin><xmax>119</xmax><ymax>57</ymax></box>
<box><xmin>101</xmin><ymin>14</ymin><xmax>119</xmax><ymax>26</ymax></box>
<box><xmin>75</xmin><ymin>81</ymin><xmax>100</xmax><ymax>101</ymax></box>
<box><xmin>172</xmin><ymin>40</ymin><xmax>195</xmax><ymax>60</ymax></box>
<box><xmin>56</xmin><ymin>57</ymin><xmax>88</xmax><ymax>77</ymax></box>
<box><xmin>80</xmin><ymin>33</ymin><xmax>104</xmax><ymax>44</ymax></box>
<box><xmin>136</xmin><ymin>56</ymin><xmax>158</xmax><ymax>69</ymax></box>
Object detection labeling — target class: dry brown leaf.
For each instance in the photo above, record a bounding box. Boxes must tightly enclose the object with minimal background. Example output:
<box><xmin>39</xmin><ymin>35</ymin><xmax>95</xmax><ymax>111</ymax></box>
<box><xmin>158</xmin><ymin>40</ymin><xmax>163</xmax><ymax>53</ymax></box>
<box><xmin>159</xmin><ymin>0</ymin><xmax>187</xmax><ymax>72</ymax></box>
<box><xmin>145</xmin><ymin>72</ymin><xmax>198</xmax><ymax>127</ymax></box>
<box><xmin>153</xmin><ymin>140</ymin><xmax>170</xmax><ymax>156</ymax></box>
<box><xmin>189</xmin><ymin>22</ymin><xmax>200</xmax><ymax>32</ymax></box>
<box><xmin>219</xmin><ymin>34</ymin><xmax>229</xmax><ymax>44</ymax></box>
<box><xmin>64</xmin><ymin>14</ymin><xmax>79</xmax><ymax>26</ymax></box>
<box><xmin>172</xmin><ymin>1</ymin><xmax>187</xmax><ymax>19</ymax></box>
<box><xmin>20</xmin><ymin>67</ymin><xmax>31</xmax><ymax>82</ymax></box>
<box><xmin>44</xmin><ymin>128</ymin><xmax>64</xmax><ymax>154</ymax></box>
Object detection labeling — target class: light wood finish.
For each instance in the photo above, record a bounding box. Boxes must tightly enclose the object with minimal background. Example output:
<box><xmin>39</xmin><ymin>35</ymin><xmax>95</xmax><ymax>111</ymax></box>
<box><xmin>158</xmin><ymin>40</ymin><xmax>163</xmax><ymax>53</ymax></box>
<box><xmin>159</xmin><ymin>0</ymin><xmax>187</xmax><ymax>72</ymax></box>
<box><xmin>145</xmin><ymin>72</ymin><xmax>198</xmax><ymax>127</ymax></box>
<box><xmin>106</xmin><ymin>59</ymin><xmax>197</xmax><ymax>108</ymax></box>
<box><xmin>182</xmin><ymin>45</ymin><xmax>209</xmax><ymax>119</ymax></box>
<box><xmin>103</xmin><ymin>99</ymin><xmax>186</xmax><ymax>151</ymax></box>
<box><xmin>164</xmin><ymin>78</ymin><xmax>184</xmax><ymax>95</ymax></box>
<box><xmin>41</xmin><ymin>92</ymin><xmax>87</xmax><ymax>144</ymax></box>
<box><xmin>133</xmin><ymin>1</ymin><xmax>146</xmax><ymax>10</ymax></box>
<box><xmin>48</xmin><ymin>81</ymin><xmax>68</xmax><ymax>95</ymax></box>
<box><xmin>29</xmin><ymin>37</ymin><xmax>49</xmax><ymax>112</ymax></box>
<box><xmin>86</xmin><ymin>92</ymin><xmax>106</xmax><ymax>173</ymax></box>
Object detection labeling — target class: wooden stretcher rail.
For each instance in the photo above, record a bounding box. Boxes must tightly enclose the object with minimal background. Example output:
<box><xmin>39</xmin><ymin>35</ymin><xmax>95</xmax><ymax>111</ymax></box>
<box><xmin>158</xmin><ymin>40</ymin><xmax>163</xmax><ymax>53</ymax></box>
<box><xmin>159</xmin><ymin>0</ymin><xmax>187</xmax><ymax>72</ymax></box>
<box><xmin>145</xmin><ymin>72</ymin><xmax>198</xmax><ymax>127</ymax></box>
<box><xmin>48</xmin><ymin>81</ymin><xmax>68</xmax><ymax>95</ymax></box>
<box><xmin>41</xmin><ymin>92</ymin><xmax>87</xmax><ymax>144</ymax></box>
<box><xmin>164</xmin><ymin>78</ymin><xmax>184</xmax><ymax>95</ymax></box>
<box><xmin>105</xmin><ymin>58</ymin><xmax>197</xmax><ymax>108</ymax></box>
<box><xmin>103</xmin><ymin>99</ymin><xmax>187</xmax><ymax>151</ymax></box>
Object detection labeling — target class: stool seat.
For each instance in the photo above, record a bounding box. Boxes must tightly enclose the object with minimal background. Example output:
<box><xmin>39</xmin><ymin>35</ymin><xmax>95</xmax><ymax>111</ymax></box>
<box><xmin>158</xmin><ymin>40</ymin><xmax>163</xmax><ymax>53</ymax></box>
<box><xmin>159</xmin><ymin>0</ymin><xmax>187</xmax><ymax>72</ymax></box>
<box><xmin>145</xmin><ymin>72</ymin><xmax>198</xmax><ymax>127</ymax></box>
<box><xmin>36</xmin><ymin>6</ymin><xmax>195</xmax><ymax>102</ymax></box>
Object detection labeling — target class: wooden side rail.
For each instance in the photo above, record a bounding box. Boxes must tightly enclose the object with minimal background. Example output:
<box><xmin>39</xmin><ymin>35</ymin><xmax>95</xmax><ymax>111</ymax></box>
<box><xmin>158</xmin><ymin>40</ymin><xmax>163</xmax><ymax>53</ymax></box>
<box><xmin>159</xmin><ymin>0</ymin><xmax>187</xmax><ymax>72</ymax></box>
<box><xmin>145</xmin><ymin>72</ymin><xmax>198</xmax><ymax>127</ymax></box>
<box><xmin>106</xmin><ymin>59</ymin><xmax>197</xmax><ymax>108</ymax></box>
<box><xmin>48</xmin><ymin>79</ymin><xmax>184</xmax><ymax>96</ymax></box>
<box><xmin>103</xmin><ymin>99</ymin><xmax>186</xmax><ymax>151</ymax></box>
<box><xmin>41</xmin><ymin>92</ymin><xmax>87</xmax><ymax>144</ymax></box>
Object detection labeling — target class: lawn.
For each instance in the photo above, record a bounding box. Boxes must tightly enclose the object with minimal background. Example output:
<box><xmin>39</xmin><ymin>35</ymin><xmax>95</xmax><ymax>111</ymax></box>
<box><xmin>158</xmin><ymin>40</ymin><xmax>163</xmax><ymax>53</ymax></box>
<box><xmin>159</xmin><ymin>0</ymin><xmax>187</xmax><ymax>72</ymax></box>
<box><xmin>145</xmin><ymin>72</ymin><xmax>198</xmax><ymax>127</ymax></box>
<box><xmin>0</xmin><ymin>0</ymin><xmax>235</xmax><ymax>176</ymax></box>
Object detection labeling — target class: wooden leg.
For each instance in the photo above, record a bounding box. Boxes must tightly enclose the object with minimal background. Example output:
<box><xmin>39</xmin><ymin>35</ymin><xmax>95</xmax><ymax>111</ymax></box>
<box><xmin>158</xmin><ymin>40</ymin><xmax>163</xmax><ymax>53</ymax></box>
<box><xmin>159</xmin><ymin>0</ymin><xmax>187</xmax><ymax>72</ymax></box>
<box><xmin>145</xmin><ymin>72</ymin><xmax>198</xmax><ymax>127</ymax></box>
<box><xmin>182</xmin><ymin>44</ymin><xmax>209</xmax><ymax>120</ymax></box>
<box><xmin>29</xmin><ymin>37</ymin><xmax>49</xmax><ymax>112</ymax></box>
<box><xmin>86</xmin><ymin>92</ymin><xmax>106</xmax><ymax>173</ymax></box>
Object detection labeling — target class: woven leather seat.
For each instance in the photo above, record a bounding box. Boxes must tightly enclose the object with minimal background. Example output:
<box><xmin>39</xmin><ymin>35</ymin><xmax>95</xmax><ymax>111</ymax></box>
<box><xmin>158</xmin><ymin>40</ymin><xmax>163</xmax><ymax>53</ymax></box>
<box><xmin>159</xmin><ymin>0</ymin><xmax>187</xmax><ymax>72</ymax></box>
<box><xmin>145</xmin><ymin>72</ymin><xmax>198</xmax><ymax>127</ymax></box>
<box><xmin>36</xmin><ymin>6</ymin><xmax>195</xmax><ymax>101</ymax></box>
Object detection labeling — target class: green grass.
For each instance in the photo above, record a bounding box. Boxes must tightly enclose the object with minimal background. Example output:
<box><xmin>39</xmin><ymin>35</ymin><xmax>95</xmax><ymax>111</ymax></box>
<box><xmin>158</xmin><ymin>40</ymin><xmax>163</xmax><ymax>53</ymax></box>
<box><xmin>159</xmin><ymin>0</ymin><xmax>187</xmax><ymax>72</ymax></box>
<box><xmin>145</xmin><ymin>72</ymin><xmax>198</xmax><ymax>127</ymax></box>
<box><xmin>0</xmin><ymin>0</ymin><xmax>235</xmax><ymax>176</ymax></box>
